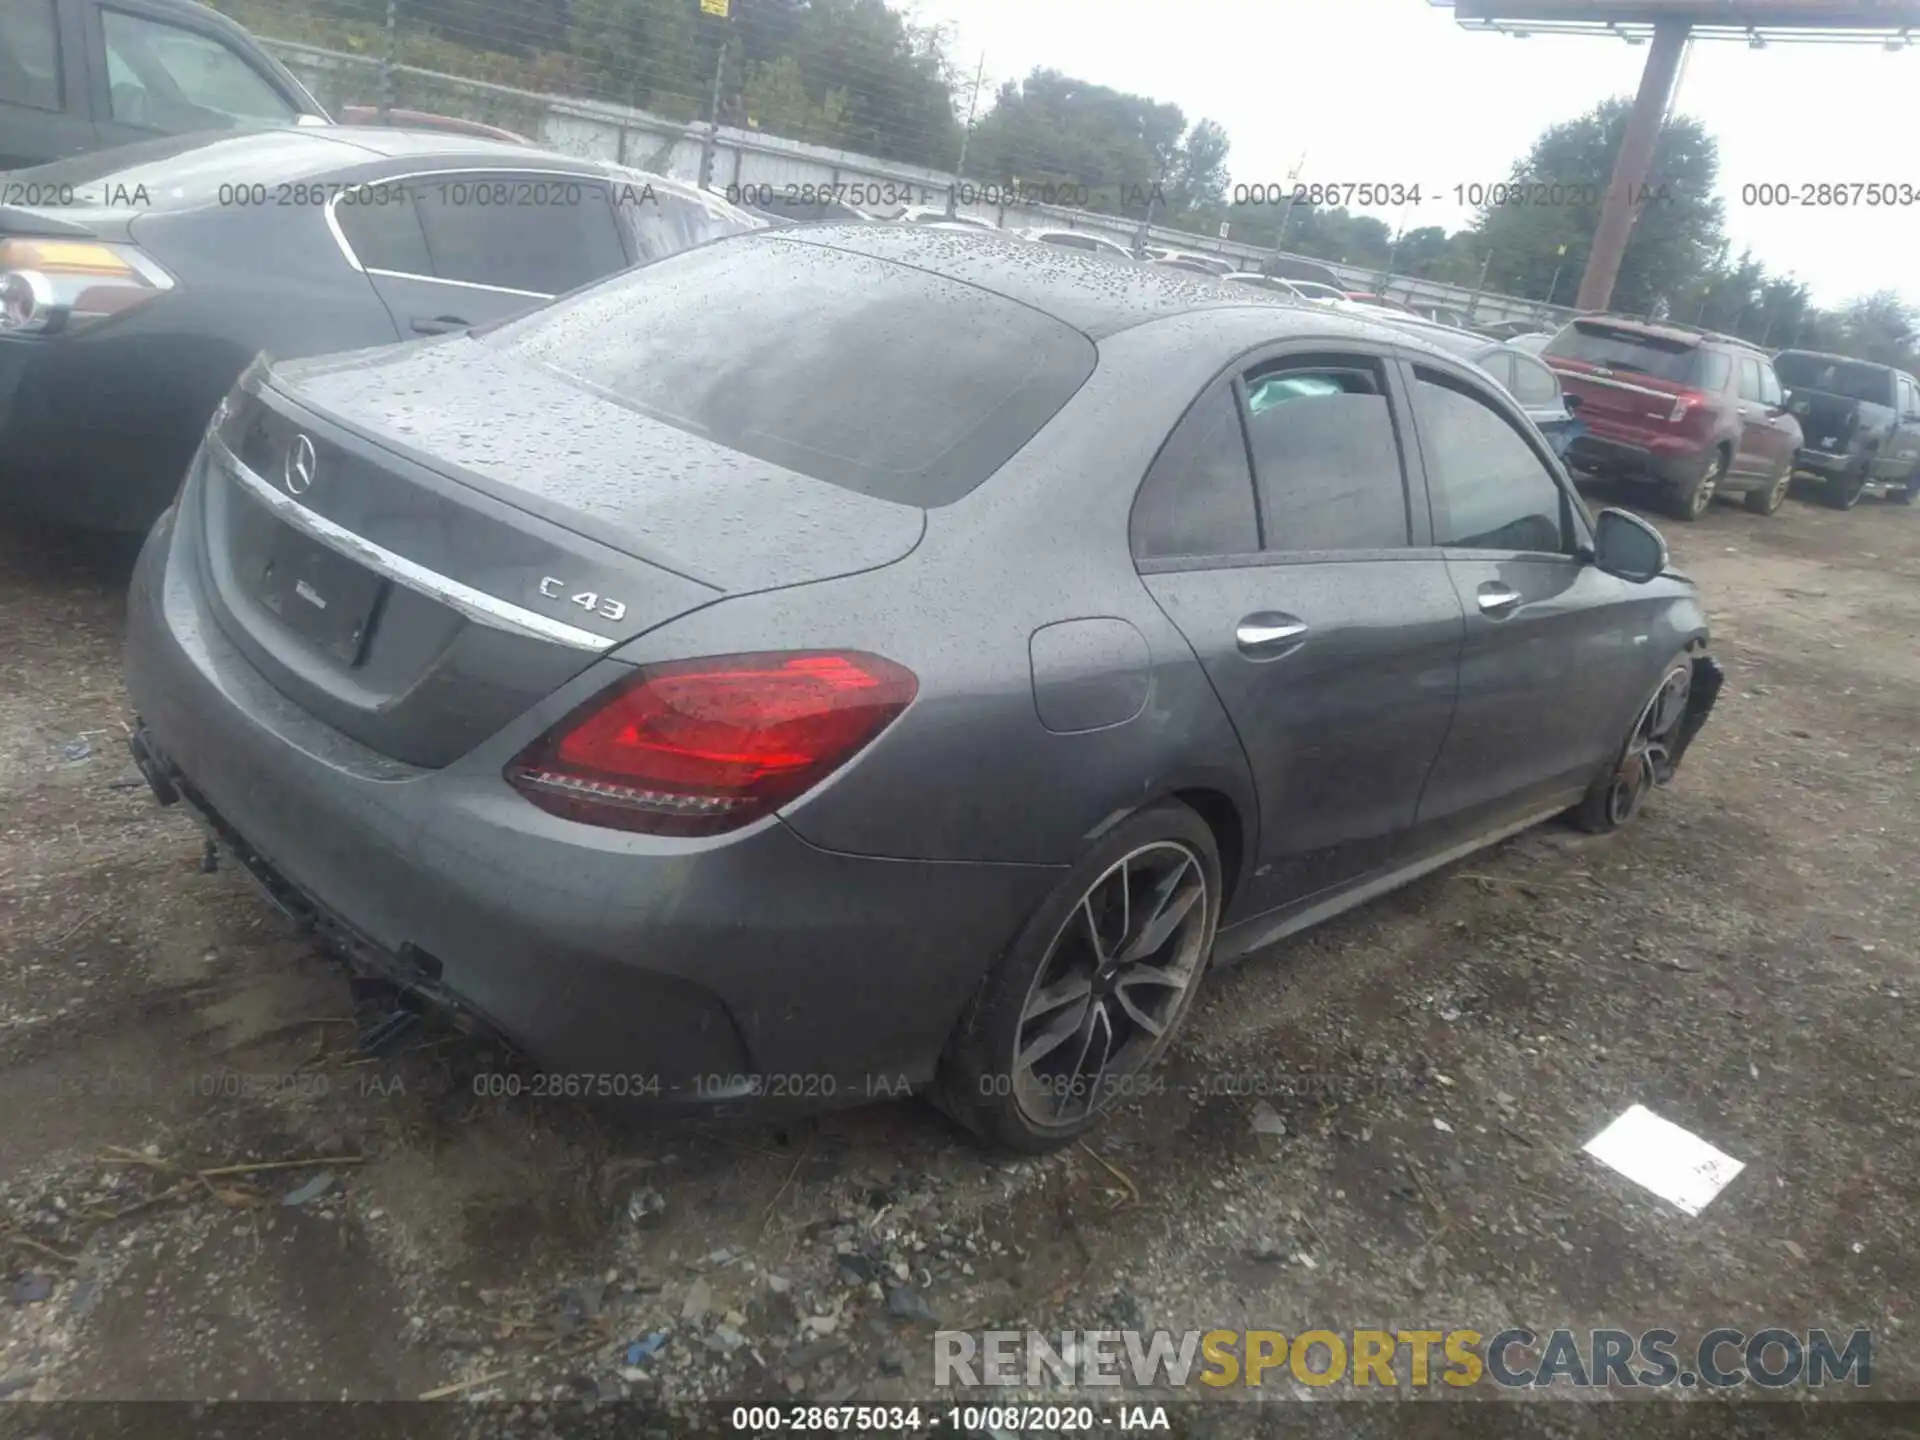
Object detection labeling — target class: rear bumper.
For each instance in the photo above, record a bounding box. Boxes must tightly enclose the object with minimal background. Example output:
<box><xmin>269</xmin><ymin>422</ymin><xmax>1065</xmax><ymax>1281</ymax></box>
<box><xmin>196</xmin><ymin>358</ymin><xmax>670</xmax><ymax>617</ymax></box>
<box><xmin>1791</xmin><ymin>449</ymin><xmax>1859</xmax><ymax>482</ymax></box>
<box><xmin>1563</xmin><ymin>430</ymin><xmax>1703</xmax><ymax>488</ymax></box>
<box><xmin>123</xmin><ymin>501</ymin><xmax>1057</xmax><ymax>1110</ymax></box>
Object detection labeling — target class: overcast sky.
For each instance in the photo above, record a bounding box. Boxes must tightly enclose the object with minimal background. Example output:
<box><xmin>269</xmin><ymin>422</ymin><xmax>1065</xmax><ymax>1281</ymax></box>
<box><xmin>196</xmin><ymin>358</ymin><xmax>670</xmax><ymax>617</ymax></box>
<box><xmin>909</xmin><ymin>0</ymin><xmax>1916</xmax><ymax>308</ymax></box>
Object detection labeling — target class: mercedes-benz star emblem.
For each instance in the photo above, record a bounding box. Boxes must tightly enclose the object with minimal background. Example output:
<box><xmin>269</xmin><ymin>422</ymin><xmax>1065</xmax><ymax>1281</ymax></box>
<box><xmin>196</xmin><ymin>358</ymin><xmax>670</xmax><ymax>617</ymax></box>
<box><xmin>284</xmin><ymin>434</ymin><xmax>317</xmax><ymax>497</ymax></box>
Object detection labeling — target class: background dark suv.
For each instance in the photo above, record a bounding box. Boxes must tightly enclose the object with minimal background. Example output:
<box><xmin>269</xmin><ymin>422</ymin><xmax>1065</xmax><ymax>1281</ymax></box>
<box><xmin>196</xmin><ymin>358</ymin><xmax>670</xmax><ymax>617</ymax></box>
<box><xmin>1546</xmin><ymin>316</ymin><xmax>1803</xmax><ymax>521</ymax></box>
<box><xmin>1772</xmin><ymin>350</ymin><xmax>1920</xmax><ymax>509</ymax></box>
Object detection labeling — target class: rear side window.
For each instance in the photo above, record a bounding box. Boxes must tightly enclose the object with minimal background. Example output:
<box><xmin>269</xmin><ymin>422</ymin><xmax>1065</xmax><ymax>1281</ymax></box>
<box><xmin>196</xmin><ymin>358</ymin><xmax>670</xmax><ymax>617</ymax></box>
<box><xmin>1773</xmin><ymin>353</ymin><xmax>1897</xmax><ymax>406</ymax></box>
<box><xmin>1510</xmin><ymin>354</ymin><xmax>1560</xmax><ymax>406</ymax></box>
<box><xmin>1546</xmin><ymin>323</ymin><xmax>1701</xmax><ymax>384</ymax></box>
<box><xmin>616</xmin><ymin>186</ymin><xmax>752</xmax><ymax>263</ymax></box>
<box><xmin>1475</xmin><ymin>349</ymin><xmax>1516</xmax><ymax>389</ymax></box>
<box><xmin>1413</xmin><ymin>368</ymin><xmax>1568</xmax><ymax>554</ymax></box>
<box><xmin>334</xmin><ymin>187</ymin><xmax>433</xmax><ymax>275</ymax></box>
<box><xmin>101</xmin><ymin>9</ymin><xmax>296</xmax><ymax>127</ymax></box>
<box><xmin>488</xmin><ymin>236</ymin><xmax>1097</xmax><ymax>506</ymax></box>
<box><xmin>1697</xmin><ymin>350</ymin><xmax>1732</xmax><ymax>393</ymax></box>
<box><xmin>0</xmin><ymin>0</ymin><xmax>61</xmax><ymax>111</ymax></box>
<box><xmin>409</xmin><ymin>176</ymin><xmax>627</xmax><ymax>294</ymax></box>
<box><xmin>1131</xmin><ymin>387</ymin><xmax>1259</xmax><ymax>561</ymax></box>
<box><xmin>1242</xmin><ymin>358</ymin><xmax>1410</xmax><ymax>551</ymax></box>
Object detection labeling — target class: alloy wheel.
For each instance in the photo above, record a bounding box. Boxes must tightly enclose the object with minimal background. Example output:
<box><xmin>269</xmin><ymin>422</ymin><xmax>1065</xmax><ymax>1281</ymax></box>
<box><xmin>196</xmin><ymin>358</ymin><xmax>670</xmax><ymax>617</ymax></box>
<box><xmin>1606</xmin><ymin>666</ymin><xmax>1692</xmax><ymax>826</ymax></box>
<box><xmin>1765</xmin><ymin>471</ymin><xmax>1791</xmax><ymax>512</ymax></box>
<box><xmin>1689</xmin><ymin>455</ymin><xmax>1724</xmax><ymax>518</ymax></box>
<box><xmin>1011</xmin><ymin>841</ymin><xmax>1211</xmax><ymax>1128</ymax></box>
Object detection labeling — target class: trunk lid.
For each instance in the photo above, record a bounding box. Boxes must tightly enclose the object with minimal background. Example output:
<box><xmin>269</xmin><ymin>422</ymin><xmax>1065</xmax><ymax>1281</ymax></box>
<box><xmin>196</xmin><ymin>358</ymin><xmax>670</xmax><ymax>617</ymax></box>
<box><xmin>194</xmin><ymin>341</ymin><xmax>924</xmax><ymax>767</ymax></box>
<box><xmin>1544</xmin><ymin>320</ymin><xmax>1700</xmax><ymax>431</ymax></box>
<box><xmin>1785</xmin><ymin>388</ymin><xmax>1867</xmax><ymax>455</ymax></box>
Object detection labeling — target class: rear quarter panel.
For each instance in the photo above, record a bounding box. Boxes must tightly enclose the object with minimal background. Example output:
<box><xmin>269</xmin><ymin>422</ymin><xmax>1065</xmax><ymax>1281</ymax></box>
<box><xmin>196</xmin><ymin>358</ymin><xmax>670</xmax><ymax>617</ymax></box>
<box><xmin>599</xmin><ymin>310</ymin><xmax>1305</xmax><ymax>871</ymax></box>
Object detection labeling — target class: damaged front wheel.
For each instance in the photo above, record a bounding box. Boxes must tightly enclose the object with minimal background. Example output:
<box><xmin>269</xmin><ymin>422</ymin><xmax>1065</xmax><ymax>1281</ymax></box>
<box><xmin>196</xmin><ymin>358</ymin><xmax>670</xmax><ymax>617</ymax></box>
<box><xmin>1571</xmin><ymin>658</ymin><xmax>1694</xmax><ymax>834</ymax></box>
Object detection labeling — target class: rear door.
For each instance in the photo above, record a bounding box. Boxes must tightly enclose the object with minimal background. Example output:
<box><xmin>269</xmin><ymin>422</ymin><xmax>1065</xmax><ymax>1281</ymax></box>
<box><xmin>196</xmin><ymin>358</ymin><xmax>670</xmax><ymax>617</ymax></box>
<box><xmin>1732</xmin><ymin>354</ymin><xmax>1773</xmax><ymax>480</ymax></box>
<box><xmin>329</xmin><ymin>169</ymin><xmax>632</xmax><ymax>335</ymax></box>
<box><xmin>1135</xmin><ymin>344</ymin><xmax>1464</xmax><ymax>919</ymax></box>
<box><xmin>0</xmin><ymin>0</ymin><xmax>95</xmax><ymax>167</ymax></box>
<box><xmin>1403</xmin><ymin>357</ymin><xmax>1651</xmax><ymax>846</ymax></box>
<box><xmin>1752</xmin><ymin>358</ymin><xmax>1798</xmax><ymax>479</ymax></box>
<box><xmin>1892</xmin><ymin>375</ymin><xmax>1920</xmax><ymax>482</ymax></box>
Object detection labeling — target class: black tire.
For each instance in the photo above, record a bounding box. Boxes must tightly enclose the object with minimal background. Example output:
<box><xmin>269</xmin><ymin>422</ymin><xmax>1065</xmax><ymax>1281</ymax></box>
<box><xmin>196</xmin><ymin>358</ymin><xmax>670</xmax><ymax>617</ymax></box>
<box><xmin>1664</xmin><ymin>448</ymin><xmax>1727</xmax><ymax>522</ymax></box>
<box><xmin>931</xmin><ymin>800</ymin><xmax>1222</xmax><ymax>1152</ymax></box>
<box><xmin>1744</xmin><ymin>465</ymin><xmax>1792</xmax><ymax>516</ymax></box>
<box><xmin>1571</xmin><ymin>658</ymin><xmax>1694</xmax><ymax>835</ymax></box>
<box><xmin>1820</xmin><ymin>462</ymin><xmax>1869</xmax><ymax>511</ymax></box>
<box><xmin>1892</xmin><ymin>481</ymin><xmax>1916</xmax><ymax>506</ymax></box>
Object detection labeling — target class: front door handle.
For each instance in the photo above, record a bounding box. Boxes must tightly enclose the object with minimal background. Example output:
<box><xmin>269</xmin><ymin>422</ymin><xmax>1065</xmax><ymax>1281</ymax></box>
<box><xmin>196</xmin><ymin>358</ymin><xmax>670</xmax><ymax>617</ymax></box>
<box><xmin>411</xmin><ymin>315</ymin><xmax>470</xmax><ymax>335</ymax></box>
<box><xmin>1477</xmin><ymin>583</ymin><xmax>1522</xmax><ymax>615</ymax></box>
<box><xmin>1236</xmin><ymin>613</ymin><xmax>1309</xmax><ymax>658</ymax></box>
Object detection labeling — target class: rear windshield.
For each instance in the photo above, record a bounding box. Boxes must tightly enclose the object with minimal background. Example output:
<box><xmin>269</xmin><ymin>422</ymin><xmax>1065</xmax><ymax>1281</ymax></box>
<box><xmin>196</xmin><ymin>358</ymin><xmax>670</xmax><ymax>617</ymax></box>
<box><xmin>1772</xmin><ymin>353</ymin><xmax>1896</xmax><ymax>407</ymax></box>
<box><xmin>484</xmin><ymin>235</ymin><xmax>1096</xmax><ymax>506</ymax></box>
<box><xmin>1546</xmin><ymin>323</ymin><xmax>1701</xmax><ymax>384</ymax></box>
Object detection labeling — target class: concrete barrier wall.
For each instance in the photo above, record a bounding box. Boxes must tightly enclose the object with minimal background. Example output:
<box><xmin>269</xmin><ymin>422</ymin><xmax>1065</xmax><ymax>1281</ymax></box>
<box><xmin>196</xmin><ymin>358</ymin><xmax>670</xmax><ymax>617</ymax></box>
<box><xmin>270</xmin><ymin>39</ymin><xmax>1574</xmax><ymax>331</ymax></box>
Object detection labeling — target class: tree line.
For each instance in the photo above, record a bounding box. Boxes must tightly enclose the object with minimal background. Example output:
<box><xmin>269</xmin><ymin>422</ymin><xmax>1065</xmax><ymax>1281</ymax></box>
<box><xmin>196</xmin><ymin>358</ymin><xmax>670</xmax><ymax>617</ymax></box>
<box><xmin>214</xmin><ymin>0</ymin><xmax>1915</xmax><ymax>368</ymax></box>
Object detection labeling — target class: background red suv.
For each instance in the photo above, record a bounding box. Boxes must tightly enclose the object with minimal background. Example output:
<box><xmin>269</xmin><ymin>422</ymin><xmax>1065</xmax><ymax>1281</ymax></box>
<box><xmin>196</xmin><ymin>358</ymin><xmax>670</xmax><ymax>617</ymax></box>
<box><xmin>1544</xmin><ymin>317</ymin><xmax>1803</xmax><ymax>520</ymax></box>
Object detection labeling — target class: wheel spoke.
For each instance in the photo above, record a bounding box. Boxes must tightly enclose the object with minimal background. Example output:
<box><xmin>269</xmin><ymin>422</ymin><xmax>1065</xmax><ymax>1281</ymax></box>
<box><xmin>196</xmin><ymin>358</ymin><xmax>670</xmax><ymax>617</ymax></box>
<box><xmin>1119</xmin><ymin>858</ymin><xmax>1200</xmax><ymax>965</ymax></box>
<box><xmin>1021</xmin><ymin>972</ymin><xmax>1094</xmax><ymax>1025</ymax></box>
<box><xmin>1055</xmin><ymin>1000</ymin><xmax>1114</xmax><ymax>1120</ymax></box>
<box><xmin>1110</xmin><ymin>982</ymin><xmax>1167</xmax><ymax>1038</ymax></box>
<box><xmin>1079</xmin><ymin>896</ymin><xmax>1111</xmax><ymax>970</ymax></box>
<box><xmin>1018</xmin><ymin>994</ymin><xmax>1092</xmax><ymax>1071</ymax></box>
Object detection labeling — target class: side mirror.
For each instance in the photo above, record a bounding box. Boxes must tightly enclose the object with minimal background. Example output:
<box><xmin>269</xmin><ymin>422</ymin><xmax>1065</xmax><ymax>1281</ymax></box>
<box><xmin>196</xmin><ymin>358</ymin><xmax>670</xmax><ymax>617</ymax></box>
<box><xmin>1591</xmin><ymin>508</ymin><xmax>1669</xmax><ymax>584</ymax></box>
<box><xmin>1563</xmin><ymin>393</ymin><xmax>1584</xmax><ymax>413</ymax></box>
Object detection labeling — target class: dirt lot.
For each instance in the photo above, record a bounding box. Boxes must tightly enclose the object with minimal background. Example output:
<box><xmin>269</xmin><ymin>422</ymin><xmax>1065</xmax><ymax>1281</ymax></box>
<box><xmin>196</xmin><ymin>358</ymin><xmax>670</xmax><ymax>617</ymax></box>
<box><xmin>1</xmin><ymin>484</ymin><xmax>1915</xmax><ymax>1424</ymax></box>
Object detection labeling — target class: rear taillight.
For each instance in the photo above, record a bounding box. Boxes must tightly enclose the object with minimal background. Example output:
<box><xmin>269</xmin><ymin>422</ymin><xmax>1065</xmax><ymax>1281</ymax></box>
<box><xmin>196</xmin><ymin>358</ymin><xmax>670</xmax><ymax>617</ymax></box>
<box><xmin>1667</xmin><ymin>391</ymin><xmax>1706</xmax><ymax>424</ymax></box>
<box><xmin>0</xmin><ymin>237</ymin><xmax>174</xmax><ymax>337</ymax></box>
<box><xmin>506</xmin><ymin>651</ymin><xmax>917</xmax><ymax>836</ymax></box>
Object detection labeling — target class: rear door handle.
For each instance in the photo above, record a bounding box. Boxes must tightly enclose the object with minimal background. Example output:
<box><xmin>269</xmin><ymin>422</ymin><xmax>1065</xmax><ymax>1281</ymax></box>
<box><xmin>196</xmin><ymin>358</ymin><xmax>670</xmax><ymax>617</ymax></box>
<box><xmin>1477</xmin><ymin>583</ymin><xmax>1522</xmax><ymax>615</ymax></box>
<box><xmin>411</xmin><ymin>315</ymin><xmax>470</xmax><ymax>335</ymax></box>
<box><xmin>1236</xmin><ymin>613</ymin><xmax>1309</xmax><ymax>658</ymax></box>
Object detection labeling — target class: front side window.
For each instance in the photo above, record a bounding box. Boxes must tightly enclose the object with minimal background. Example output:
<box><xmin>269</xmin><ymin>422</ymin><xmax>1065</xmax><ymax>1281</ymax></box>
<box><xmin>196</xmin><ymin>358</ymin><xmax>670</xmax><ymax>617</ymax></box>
<box><xmin>1131</xmin><ymin>386</ymin><xmax>1260</xmax><ymax>562</ymax></box>
<box><xmin>0</xmin><ymin>0</ymin><xmax>61</xmax><ymax>111</ymax></box>
<box><xmin>1242</xmin><ymin>359</ymin><xmax>1410</xmax><ymax>552</ymax></box>
<box><xmin>1413</xmin><ymin>368</ymin><xmax>1568</xmax><ymax>554</ymax></box>
<box><xmin>101</xmin><ymin>10</ymin><xmax>296</xmax><ymax>129</ymax></box>
<box><xmin>1736</xmin><ymin>356</ymin><xmax>1764</xmax><ymax>403</ymax></box>
<box><xmin>408</xmin><ymin>175</ymin><xmax>627</xmax><ymax>294</ymax></box>
<box><xmin>1757</xmin><ymin>363</ymin><xmax>1783</xmax><ymax>407</ymax></box>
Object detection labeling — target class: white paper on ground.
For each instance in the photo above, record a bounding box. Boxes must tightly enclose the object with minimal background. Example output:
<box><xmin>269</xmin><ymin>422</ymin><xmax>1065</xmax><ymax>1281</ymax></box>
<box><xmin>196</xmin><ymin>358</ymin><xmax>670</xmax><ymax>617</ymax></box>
<box><xmin>1582</xmin><ymin>1104</ymin><xmax>1746</xmax><ymax>1216</ymax></box>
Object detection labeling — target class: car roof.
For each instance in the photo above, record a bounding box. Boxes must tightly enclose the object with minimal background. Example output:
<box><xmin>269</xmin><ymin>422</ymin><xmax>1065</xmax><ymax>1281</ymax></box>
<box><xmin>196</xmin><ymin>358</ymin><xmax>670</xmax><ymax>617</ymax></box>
<box><xmin>1570</xmin><ymin>313</ymin><xmax>1765</xmax><ymax>353</ymax></box>
<box><xmin>1773</xmin><ymin>348</ymin><xmax>1895</xmax><ymax>370</ymax></box>
<box><xmin>771</xmin><ymin>225</ymin><xmax>1325</xmax><ymax>340</ymax></box>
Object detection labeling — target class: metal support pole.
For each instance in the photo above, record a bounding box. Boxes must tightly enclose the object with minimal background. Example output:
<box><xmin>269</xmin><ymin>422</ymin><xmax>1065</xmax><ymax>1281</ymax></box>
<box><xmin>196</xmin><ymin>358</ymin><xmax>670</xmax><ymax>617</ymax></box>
<box><xmin>1575</xmin><ymin>18</ymin><xmax>1689</xmax><ymax>314</ymax></box>
<box><xmin>699</xmin><ymin>38</ymin><xmax>725</xmax><ymax>191</ymax></box>
<box><xmin>378</xmin><ymin>0</ymin><xmax>396</xmax><ymax>122</ymax></box>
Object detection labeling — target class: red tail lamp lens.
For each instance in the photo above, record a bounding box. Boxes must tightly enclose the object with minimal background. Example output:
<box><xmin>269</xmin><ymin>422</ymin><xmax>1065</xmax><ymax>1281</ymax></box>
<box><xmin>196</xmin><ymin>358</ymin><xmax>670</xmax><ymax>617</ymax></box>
<box><xmin>506</xmin><ymin>651</ymin><xmax>917</xmax><ymax>835</ymax></box>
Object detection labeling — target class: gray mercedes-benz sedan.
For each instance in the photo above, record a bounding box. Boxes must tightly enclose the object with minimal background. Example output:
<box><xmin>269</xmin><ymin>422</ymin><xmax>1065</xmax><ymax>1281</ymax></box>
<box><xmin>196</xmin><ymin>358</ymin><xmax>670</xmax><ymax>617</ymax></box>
<box><xmin>123</xmin><ymin>226</ymin><xmax>1722</xmax><ymax>1151</ymax></box>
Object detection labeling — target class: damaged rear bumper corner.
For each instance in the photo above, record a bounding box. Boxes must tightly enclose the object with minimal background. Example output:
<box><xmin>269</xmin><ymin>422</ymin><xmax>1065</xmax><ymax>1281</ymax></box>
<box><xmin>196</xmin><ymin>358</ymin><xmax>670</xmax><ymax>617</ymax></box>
<box><xmin>1663</xmin><ymin>653</ymin><xmax>1724</xmax><ymax>778</ymax></box>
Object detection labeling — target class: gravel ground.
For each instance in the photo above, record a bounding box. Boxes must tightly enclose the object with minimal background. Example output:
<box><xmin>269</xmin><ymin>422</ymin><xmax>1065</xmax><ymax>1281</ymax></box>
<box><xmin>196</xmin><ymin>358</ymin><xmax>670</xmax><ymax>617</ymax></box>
<box><xmin>1</xmin><ymin>482</ymin><xmax>1915</xmax><ymax>1424</ymax></box>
